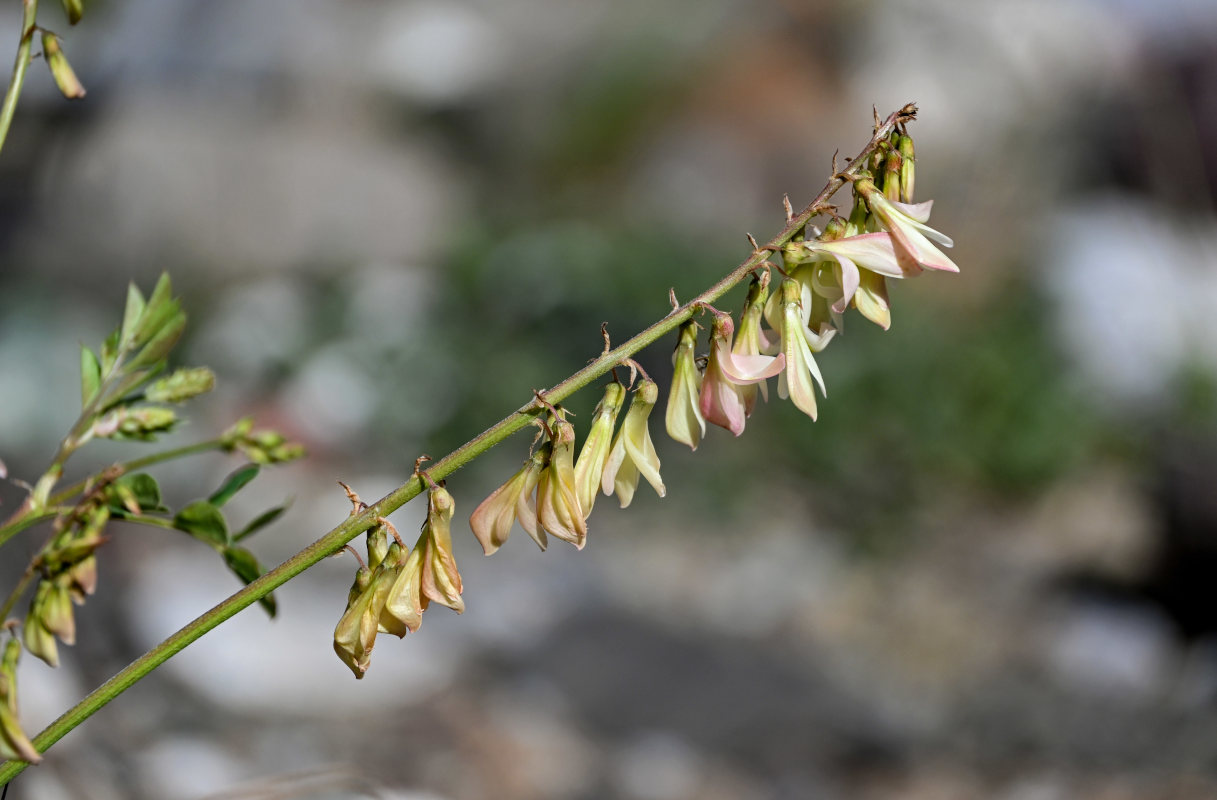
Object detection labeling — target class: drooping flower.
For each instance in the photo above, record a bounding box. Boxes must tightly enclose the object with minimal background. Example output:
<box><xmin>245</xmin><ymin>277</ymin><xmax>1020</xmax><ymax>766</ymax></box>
<box><xmin>470</xmin><ymin>446</ymin><xmax>548</xmax><ymax>555</ymax></box>
<box><xmin>853</xmin><ymin>177</ymin><xmax>958</xmax><ymax>275</ymax></box>
<box><xmin>535</xmin><ymin>417</ymin><xmax>587</xmax><ymax>549</ymax></box>
<box><xmin>665</xmin><ymin>320</ymin><xmax>705</xmax><ymax>450</ymax></box>
<box><xmin>380</xmin><ymin>542</ymin><xmax>424</xmax><ymax>637</ymax></box>
<box><xmin>419</xmin><ymin>485</ymin><xmax>464</xmax><ymax>613</ymax></box>
<box><xmin>699</xmin><ymin>314</ymin><xmax>785</xmax><ymax>436</ymax></box>
<box><xmin>333</xmin><ymin>562</ymin><xmax>379</xmax><ymax>678</ymax></box>
<box><xmin>573</xmin><ymin>382</ymin><xmax>626</xmax><ymax>516</ymax></box>
<box><xmin>733</xmin><ymin>274</ymin><xmax>775</xmax><ymax>416</ymax></box>
<box><xmin>602</xmin><ymin>379</ymin><xmax>666</xmax><ymax>508</ymax></box>
<box><xmin>775</xmin><ymin>278</ymin><xmax>828</xmax><ymax>420</ymax></box>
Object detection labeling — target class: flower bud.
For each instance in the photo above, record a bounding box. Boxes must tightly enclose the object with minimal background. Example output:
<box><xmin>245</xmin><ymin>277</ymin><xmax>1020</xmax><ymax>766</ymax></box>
<box><xmin>41</xmin><ymin>577</ymin><xmax>76</xmax><ymax>646</ymax></box>
<box><xmin>665</xmin><ymin>321</ymin><xmax>705</xmax><ymax>451</ymax></box>
<box><xmin>23</xmin><ymin>591</ymin><xmax>59</xmax><ymax>668</ymax></box>
<box><xmin>573</xmin><ymin>382</ymin><xmax>625</xmax><ymax>516</ymax></box>
<box><xmin>0</xmin><ymin>637</ymin><xmax>41</xmax><ymax>763</ymax></box>
<box><xmin>602</xmin><ymin>379</ymin><xmax>666</xmax><ymax>508</ymax></box>
<box><xmin>60</xmin><ymin>0</ymin><xmax>83</xmax><ymax>25</ymax></box>
<box><xmin>41</xmin><ymin>33</ymin><xmax>85</xmax><ymax>99</ymax></box>
<box><xmin>94</xmin><ymin>406</ymin><xmax>178</xmax><ymax>439</ymax></box>
<box><xmin>366</xmin><ymin>524</ymin><xmax>389</xmax><ymax>571</ymax></box>
<box><xmin>882</xmin><ymin>148</ymin><xmax>902</xmax><ymax>203</ymax></box>
<box><xmin>145</xmin><ymin>367</ymin><xmax>216</xmax><ymax>403</ymax></box>
<box><xmin>898</xmin><ymin>134</ymin><xmax>915</xmax><ymax>203</ymax></box>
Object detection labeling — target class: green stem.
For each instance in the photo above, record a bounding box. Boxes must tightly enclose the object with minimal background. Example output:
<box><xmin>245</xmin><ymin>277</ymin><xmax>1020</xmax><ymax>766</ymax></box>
<box><xmin>0</xmin><ymin>566</ymin><xmax>37</xmax><ymax>624</ymax></box>
<box><xmin>0</xmin><ymin>0</ymin><xmax>36</xmax><ymax>158</ymax></box>
<box><xmin>0</xmin><ymin>103</ymin><xmax>916</xmax><ymax>782</ymax></box>
<box><xmin>0</xmin><ymin>439</ymin><xmax>227</xmax><ymax>549</ymax></box>
<box><xmin>46</xmin><ymin>438</ymin><xmax>227</xmax><ymax>508</ymax></box>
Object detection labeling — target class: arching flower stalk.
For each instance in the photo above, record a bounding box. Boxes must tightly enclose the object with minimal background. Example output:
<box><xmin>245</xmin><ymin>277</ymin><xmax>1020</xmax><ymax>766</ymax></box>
<box><xmin>602</xmin><ymin>378</ymin><xmax>666</xmax><ymax>508</ymax></box>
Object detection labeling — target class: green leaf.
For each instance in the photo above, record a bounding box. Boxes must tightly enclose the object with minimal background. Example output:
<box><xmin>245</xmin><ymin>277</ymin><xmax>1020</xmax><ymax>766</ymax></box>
<box><xmin>100</xmin><ymin>327</ymin><xmax>120</xmax><ymax>373</ymax></box>
<box><xmin>112</xmin><ymin>472</ymin><xmax>163</xmax><ymax>512</ymax></box>
<box><xmin>80</xmin><ymin>345</ymin><xmax>101</xmax><ymax>407</ymax></box>
<box><xmin>233</xmin><ymin>500</ymin><xmax>290</xmax><ymax>543</ymax></box>
<box><xmin>223</xmin><ymin>546</ymin><xmax>276</xmax><ymax>617</ymax></box>
<box><xmin>120</xmin><ymin>282</ymin><xmax>146</xmax><ymax>349</ymax></box>
<box><xmin>173</xmin><ymin>500</ymin><xmax>229</xmax><ymax>547</ymax></box>
<box><xmin>130</xmin><ymin>311</ymin><xmax>185</xmax><ymax>370</ymax></box>
<box><xmin>134</xmin><ymin>273</ymin><xmax>175</xmax><ymax>344</ymax></box>
<box><xmin>208</xmin><ymin>464</ymin><xmax>260</xmax><ymax>508</ymax></box>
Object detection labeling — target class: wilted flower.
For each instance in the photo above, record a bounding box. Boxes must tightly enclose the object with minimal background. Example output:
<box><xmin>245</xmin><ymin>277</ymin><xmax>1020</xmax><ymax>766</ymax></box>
<box><xmin>602</xmin><ymin>379</ymin><xmax>666</xmax><ymax>508</ymax></box>
<box><xmin>536</xmin><ymin>417</ymin><xmax>587</xmax><ymax>548</ymax></box>
<box><xmin>699</xmin><ymin>314</ymin><xmax>785</xmax><ymax>436</ymax></box>
<box><xmin>665</xmin><ymin>320</ymin><xmax>705</xmax><ymax>450</ymax></box>
<box><xmin>775</xmin><ymin>278</ymin><xmax>828</xmax><ymax>420</ymax></box>
<box><xmin>333</xmin><ymin>563</ymin><xmax>379</xmax><ymax>678</ymax></box>
<box><xmin>23</xmin><ymin>582</ymin><xmax>59</xmax><ymax>667</ymax></box>
<box><xmin>853</xmin><ymin>177</ymin><xmax>958</xmax><ymax>275</ymax></box>
<box><xmin>0</xmin><ymin>636</ymin><xmax>41</xmax><ymax>764</ymax></box>
<box><xmin>380</xmin><ymin>543</ymin><xmax>424</xmax><ymax>637</ymax></box>
<box><xmin>470</xmin><ymin>446</ymin><xmax>548</xmax><ymax>555</ymax></box>
<box><xmin>574</xmin><ymin>382</ymin><xmax>626</xmax><ymax>515</ymax></box>
<box><xmin>419</xmin><ymin>485</ymin><xmax>464</xmax><ymax>613</ymax></box>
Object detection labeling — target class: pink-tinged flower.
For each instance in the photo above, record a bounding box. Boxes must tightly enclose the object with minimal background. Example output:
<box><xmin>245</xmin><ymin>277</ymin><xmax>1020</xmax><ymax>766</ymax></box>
<box><xmin>775</xmin><ymin>278</ymin><xmax>827</xmax><ymax>420</ymax></box>
<box><xmin>699</xmin><ymin>314</ymin><xmax>785</xmax><ymax>436</ymax></box>
<box><xmin>789</xmin><ymin>231</ymin><xmax>908</xmax><ymax>313</ymax></box>
<box><xmin>574</xmin><ymin>382</ymin><xmax>626</xmax><ymax>516</ymax></box>
<box><xmin>854</xmin><ymin>177</ymin><xmax>958</xmax><ymax>275</ymax></box>
<box><xmin>733</xmin><ymin>274</ymin><xmax>775</xmax><ymax>416</ymax></box>
<box><xmin>419</xmin><ymin>485</ymin><xmax>464</xmax><ymax>613</ymax></box>
<box><xmin>536</xmin><ymin>417</ymin><xmax>587</xmax><ymax>549</ymax></box>
<box><xmin>665</xmin><ymin>320</ymin><xmax>705</xmax><ymax>450</ymax></box>
<box><xmin>602</xmin><ymin>379</ymin><xmax>666</xmax><ymax>508</ymax></box>
<box><xmin>470</xmin><ymin>447</ymin><xmax>548</xmax><ymax>555</ymax></box>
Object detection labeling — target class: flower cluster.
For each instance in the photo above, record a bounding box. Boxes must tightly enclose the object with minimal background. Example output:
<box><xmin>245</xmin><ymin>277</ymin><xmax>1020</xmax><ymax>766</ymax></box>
<box><xmin>333</xmin><ymin>126</ymin><xmax>958</xmax><ymax>677</ymax></box>
<box><xmin>333</xmin><ymin>482</ymin><xmax>464</xmax><ymax>679</ymax></box>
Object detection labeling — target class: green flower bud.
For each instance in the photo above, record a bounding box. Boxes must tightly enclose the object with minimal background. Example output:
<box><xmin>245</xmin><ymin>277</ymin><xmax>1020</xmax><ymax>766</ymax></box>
<box><xmin>23</xmin><ymin>585</ymin><xmax>59</xmax><ymax>668</ymax></box>
<box><xmin>898</xmin><ymin>134</ymin><xmax>915</xmax><ymax>203</ymax></box>
<box><xmin>0</xmin><ymin>637</ymin><xmax>41</xmax><ymax>763</ymax></box>
<box><xmin>41</xmin><ymin>32</ymin><xmax>85</xmax><ymax>99</ymax></box>
<box><xmin>366</xmin><ymin>524</ymin><xmax>389</xmax><ymax>571</ymax></box>
<box><xmin>145</xmin><ymin>367</ymin><xmax>216</xmax><ymax>403</ymax></box>
<box><xmin>60</xmin><ymin>0</ymin><xmax>83</xmax><ymax>25</ymax></box>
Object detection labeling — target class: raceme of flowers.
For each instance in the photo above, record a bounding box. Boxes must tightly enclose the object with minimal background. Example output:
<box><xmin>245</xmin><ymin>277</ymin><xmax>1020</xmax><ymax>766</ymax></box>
<box><xmin>332</xmin><ymin>128</ymin><xmax>958</xmax><ymax>677</ymax></box>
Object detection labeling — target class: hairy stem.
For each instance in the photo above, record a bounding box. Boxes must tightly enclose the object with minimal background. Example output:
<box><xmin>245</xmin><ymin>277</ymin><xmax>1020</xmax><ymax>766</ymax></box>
<box><xmin>0</xmin><ymin>103</ymin><xmax>916</xmax><ymax>782</ymax></box>
<box><xmin>0</xmin><ymin>0</ymin><xmax>36</xmax><ymax>158</ymax></box>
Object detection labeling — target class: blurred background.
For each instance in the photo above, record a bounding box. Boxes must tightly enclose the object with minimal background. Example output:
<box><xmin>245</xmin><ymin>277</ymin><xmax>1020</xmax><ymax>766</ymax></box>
<box><xmin>3</xmin><ymin>0</ymin><xmax>1217</xmax><ymax>797</ymax></box>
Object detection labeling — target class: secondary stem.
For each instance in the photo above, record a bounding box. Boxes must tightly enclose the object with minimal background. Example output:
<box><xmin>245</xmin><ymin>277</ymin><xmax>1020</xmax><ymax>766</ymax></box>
<box><xmin>0</xmin><ymin>438</ymin><xmax>228</xmax><ymax>550</ymax></box>
<box><xmin>0</xmin><ymin>0</ymin><xmax>36</xmax><ymax>158</ymax></box>
<box><xmin>0</xmin><ymin>103</ymin><xmax>916</xmax><ymax>783</ymax></box>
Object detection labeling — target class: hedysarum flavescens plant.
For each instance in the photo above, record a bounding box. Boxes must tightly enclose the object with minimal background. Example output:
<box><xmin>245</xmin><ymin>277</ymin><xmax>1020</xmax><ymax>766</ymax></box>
<box><xmin>0</xmin><ymin>103</ymin><xmax>957</xmax><ymax>780</ymax></box>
